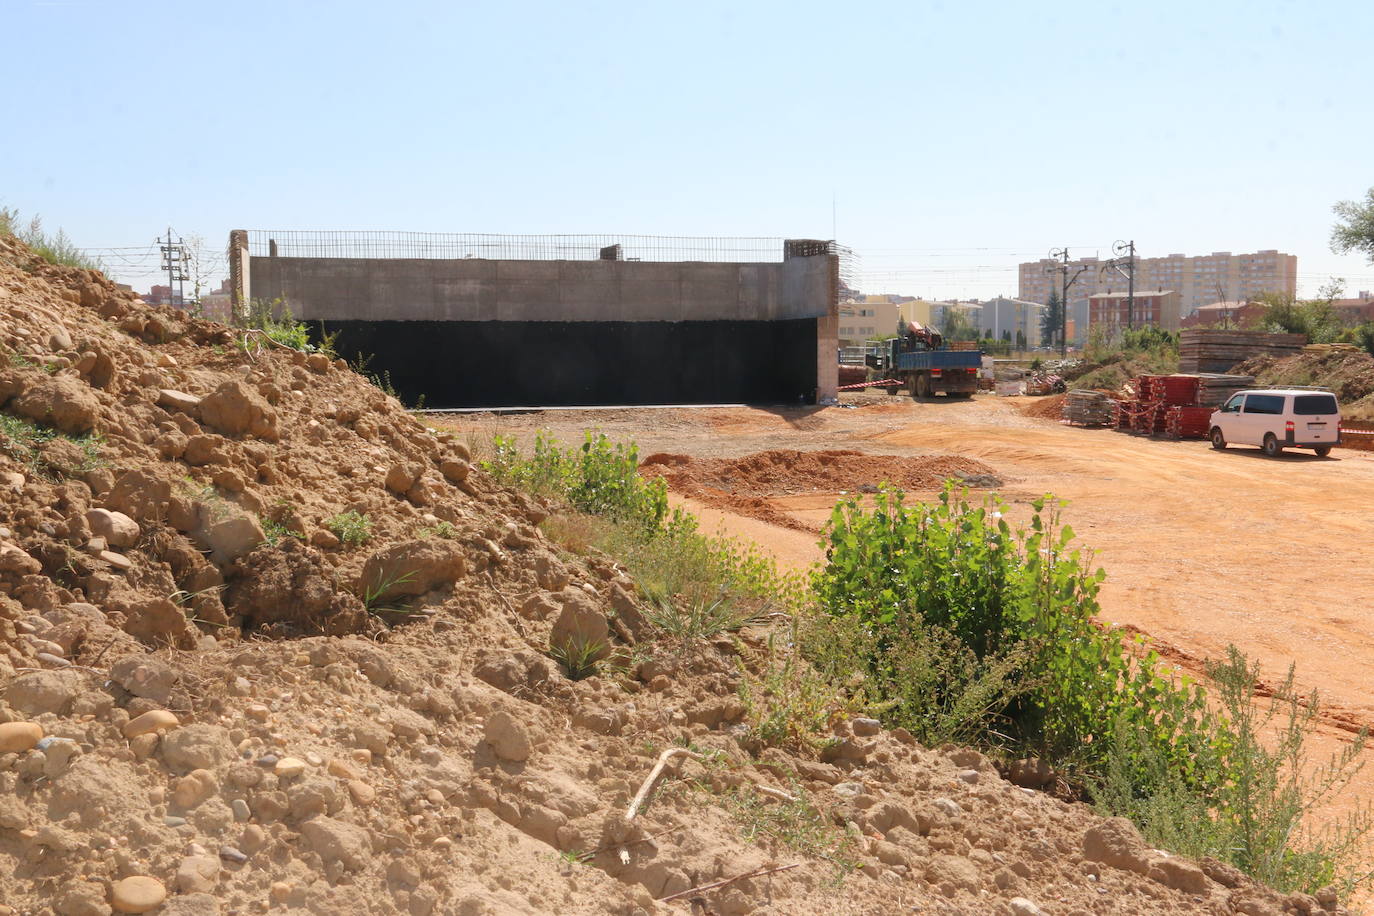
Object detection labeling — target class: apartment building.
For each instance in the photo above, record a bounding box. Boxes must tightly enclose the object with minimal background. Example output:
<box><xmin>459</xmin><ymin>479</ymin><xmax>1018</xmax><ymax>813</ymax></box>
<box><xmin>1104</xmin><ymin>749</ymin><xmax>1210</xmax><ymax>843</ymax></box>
<box><xmin>1019</xmin><ymin>249</ymin><xmax>1297</xmax><ymax>334</ymax></box>
<box><xmin>1088</xmin><ymin>290</ymin><xmax>1181</xmax><ymax>333</ymax></box>
<box><xmin>978</xmin><ymin>296</ymin><xmax>1044</xmax><ymax>343</ymax></box>
<box><xmin>838</xmin><ymin>295</ymin><xmax>904</xmax><ymax>345</ymax></box>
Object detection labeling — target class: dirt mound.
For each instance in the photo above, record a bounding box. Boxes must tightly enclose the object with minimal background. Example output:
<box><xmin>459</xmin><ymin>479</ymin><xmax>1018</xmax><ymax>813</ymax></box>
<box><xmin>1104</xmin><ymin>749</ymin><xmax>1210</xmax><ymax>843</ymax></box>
<box><xmin>1235</xmin><ymin>348</ymin><xmax>1374</xmax><ymax>420</ymax></box>
<box><xmin>0</xmin><ymin>233</ymin><xmax>1340</xmax><ymax>915</ymax></box>
<box><xmin>642</xmin><ymin>449</ymin><xmax>1000</xmax><ymax>531</ymax></box>
<box><xmin>1020</xmin><ymin>393</ymin><xmax>1068</xmax><ymax>420</ymax></box>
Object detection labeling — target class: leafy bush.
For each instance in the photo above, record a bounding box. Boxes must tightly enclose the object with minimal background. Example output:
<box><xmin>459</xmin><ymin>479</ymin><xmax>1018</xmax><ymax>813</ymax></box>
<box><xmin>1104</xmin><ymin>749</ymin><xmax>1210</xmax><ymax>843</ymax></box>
<box><xmin>482</xmin><ymin>432</ymin><xmax>667</xmax><ymax>529</ymax></box>
<box><xmin>325</xmin><ymin>510</ymin><xmax>371</xmax><ymax>547</ymax></box>
<box><xmin>811</xmin><ymin>485</ymin><xmax>1217</xmax><ymax>781</ymax></box>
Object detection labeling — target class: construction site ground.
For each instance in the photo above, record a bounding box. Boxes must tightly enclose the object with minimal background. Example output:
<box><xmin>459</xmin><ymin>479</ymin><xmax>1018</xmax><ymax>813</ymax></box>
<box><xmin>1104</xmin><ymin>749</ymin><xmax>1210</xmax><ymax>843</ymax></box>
<box><xmin>445</xmin><ymin>392</ymin><xmax>1374</xmax><ymax>827</ymax></box>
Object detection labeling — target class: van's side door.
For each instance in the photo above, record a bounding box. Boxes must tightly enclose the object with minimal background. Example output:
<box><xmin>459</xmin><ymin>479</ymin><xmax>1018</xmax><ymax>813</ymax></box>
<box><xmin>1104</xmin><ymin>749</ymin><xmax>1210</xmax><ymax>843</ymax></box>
<box><xmin>1240</xmin><ymin>393</ymin><xmax>1284</xmax><ymax>446</ymax></box>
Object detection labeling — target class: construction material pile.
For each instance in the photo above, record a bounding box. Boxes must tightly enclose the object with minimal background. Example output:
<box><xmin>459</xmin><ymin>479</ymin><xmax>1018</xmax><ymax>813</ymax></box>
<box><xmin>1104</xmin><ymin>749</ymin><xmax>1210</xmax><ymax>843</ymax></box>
<box><xmin>1179</xmin><ymin>328</ymin><xmax>1306</xmax><ymax>373</ymax></box>
<box><xmin>1164</xmin><ymin>406</ymin><xmax>1216</xmax><ymax>440</ymax></box>
<box><xmin>0</xmin><ymin>232</ymin><xmax>1343</xmax><ymax>915</ymax></box>
<box><xmin>1115</xmin><ymin>374</ymin><xmax>1211</xmax><ymax>438</ymax></box>
<box><xmin>1062</xmin><ymin>390</ymin><xmax>1117</xmax><ymax>426</ymax></box>
<box><xmin>1195</xmin><ymin>373</ymin><xmax>1256</xmax><ymax>407</ymax></box>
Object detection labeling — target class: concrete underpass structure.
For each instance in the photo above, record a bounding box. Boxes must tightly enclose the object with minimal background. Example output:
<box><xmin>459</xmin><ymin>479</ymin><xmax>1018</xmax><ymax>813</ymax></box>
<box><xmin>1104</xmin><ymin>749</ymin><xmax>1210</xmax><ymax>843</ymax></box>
<box><xmin>229</xmin><ymin>231</ymin><xmax>840</xmax><ymax>409</ymax></box>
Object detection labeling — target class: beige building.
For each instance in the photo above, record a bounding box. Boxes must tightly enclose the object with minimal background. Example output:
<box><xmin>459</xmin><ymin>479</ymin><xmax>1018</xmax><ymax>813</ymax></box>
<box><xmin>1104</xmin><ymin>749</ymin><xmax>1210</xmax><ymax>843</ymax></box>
<box><xmin>1019</xmin><ymin>249</ymin><xmax>1297</xmax><ymax>330</ymax></box>
<box><xmin>838</xmin><ymin>294</ymin><xmax>905</xmax><ymax>344</ymax></box>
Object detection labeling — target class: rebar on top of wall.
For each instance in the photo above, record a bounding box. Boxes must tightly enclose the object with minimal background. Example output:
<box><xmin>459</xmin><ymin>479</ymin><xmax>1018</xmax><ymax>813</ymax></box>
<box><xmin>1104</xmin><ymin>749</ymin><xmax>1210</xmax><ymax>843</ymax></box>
<box><xmin>241</xmin><ymin>231</ymin><xmax>804</xmax><ymax>264</ymax></box>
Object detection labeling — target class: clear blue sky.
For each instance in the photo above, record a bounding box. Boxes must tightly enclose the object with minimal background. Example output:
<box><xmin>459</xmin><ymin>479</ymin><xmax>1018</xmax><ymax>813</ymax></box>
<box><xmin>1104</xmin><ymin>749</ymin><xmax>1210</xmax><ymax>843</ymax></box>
<box><xmin>4</xmin><ymin>0</ymin><xmax>1372</xmax><ymax>299</ymax></box>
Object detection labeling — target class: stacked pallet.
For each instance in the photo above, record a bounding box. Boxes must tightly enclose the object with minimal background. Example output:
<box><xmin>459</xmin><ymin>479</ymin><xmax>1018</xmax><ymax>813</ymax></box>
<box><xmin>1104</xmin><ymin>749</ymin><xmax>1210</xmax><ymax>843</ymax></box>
<box><xmin>1195</xmin><ymin>374</ymin><xmax>1255</xmax><ymax>407</ymax></box>
<box><xmin>1178</xmin><ymin>329</ymin><xmax>1306</xmax><ymax>373</ymax></box>
<box><xmin>1164</xmin><ymin>406</ymin><xmax>1215</xmax><ymax>440</ymax></box>
<box><xmin>1062</xmin><ymin>390</ymin><xmax>1117</xmax><ymax>426</ymax></box>
<box><xmin>1143</xmin><ymin>375</ymin><xmax>1200</xmax><ymax>405</ymax></box>
<box><xmin>1302</xmin><ymin>342</ymin><xmax>1361</xmax><ymax>353</ymax></box>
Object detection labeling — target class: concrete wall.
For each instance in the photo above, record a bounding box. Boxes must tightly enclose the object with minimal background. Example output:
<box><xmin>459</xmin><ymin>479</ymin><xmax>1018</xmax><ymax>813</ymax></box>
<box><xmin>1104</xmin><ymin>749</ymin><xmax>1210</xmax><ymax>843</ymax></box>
<box><xmin>244</xmin><ymin>254</ymin><xmax>832</xmax><ymax>324</ymax></box>
<box><xmin>232</xmin><ymin>233</ymin><xmax>838</xmax><ymax>404</ymax></box>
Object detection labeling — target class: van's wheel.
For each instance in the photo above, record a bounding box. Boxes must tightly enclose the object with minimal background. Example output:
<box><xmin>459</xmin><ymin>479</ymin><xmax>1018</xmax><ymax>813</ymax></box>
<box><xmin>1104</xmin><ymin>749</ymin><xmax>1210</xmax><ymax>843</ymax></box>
<box><xmin>1314</xmin><ymin>445</ymin><xmax>1333</xmax><ymax>457</ymax></box>
<box><xmin>1262</xmin><ymin>433</ymin><xmax>1282</xmax><ymax>457</ymax></box>
<box><xmin>1210</xmin><ymin>428</ymin><xmax>1227</xmax><ymax>450</ymax></box>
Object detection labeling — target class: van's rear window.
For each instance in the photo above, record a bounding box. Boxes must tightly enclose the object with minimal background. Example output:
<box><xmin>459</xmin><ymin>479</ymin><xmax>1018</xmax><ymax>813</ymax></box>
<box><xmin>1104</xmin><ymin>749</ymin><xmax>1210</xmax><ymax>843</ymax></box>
<box><xmin>1294</xmin><ymin>395</ymin><xmax>1338</xmax><ymax>415</ymax></box>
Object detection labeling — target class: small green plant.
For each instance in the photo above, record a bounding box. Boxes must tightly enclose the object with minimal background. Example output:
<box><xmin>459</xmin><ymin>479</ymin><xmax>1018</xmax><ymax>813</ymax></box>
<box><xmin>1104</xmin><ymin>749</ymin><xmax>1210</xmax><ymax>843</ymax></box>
<box><xmin>0</xmin><ymin>415</ymin><xmax>103</xmax><ymax>478</ymax></box>
<box><xmin>326</xmin><ymin>511</ymin><xmax>371</xmax><ymax>547</ymax></box>
<box><xmin>548</xmin><ymin>635</ymin><xmax>612</xmax><ymax>681</ymax></box>
<box><xmin>260</xmin><ymin>517</ymin><xmax>303</xmax><ymax>548</ymax></box>
<box><xmin>721</xmin><ymin>785</ymin><xmax>859</xmax><ymax>881</ymax></box>
<box><xmin>417</xmin><ymin>520</ymin><xmax>458</xmax><ymax>539</ymax></box>
<box><xmin>738</xmin><ymin>627</ymin><xmax>859</xmax><ymax>752</ymax></box>
<box><xmin>646</xmin><ymin>592</ymin><xmax>767</xmax><ymax>643</ymax></box>
<box><xmin>236</xmin><ymin>298</ymin><xmax>336</xmax><ymax>354</ymax></box>
<box><xmin>0</xmin><ymin>414</ymin><xmax>56</xmax><ymax>474</ymax></box>
<box><xmin>359</xmin><ymin>568</ymin><xmax>418</xmax><ymax>618</ymax></box>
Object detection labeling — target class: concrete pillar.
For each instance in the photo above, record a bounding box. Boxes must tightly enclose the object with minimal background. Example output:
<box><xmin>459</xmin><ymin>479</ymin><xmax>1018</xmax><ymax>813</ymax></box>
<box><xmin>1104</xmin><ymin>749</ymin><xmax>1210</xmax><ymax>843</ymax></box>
<box><xmin>227</xmin><ymin>230</ymin><xmax>249</xmax><ymax>324</ymax></box>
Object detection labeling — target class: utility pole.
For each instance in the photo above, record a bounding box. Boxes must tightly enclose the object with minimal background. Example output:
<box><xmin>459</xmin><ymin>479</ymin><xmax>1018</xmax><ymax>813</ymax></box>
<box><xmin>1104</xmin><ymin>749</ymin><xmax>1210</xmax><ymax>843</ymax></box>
<box><xmin>1099</xmin><ymin>240</ymin><xmax>1137</xmax><ymax>330</ymax></box>
<box><xmin>1047</xmin><ymin>248</ymin><xmax>1089</xmax><ymax>358</ymax></box>
<box><xmin>160</xmin><ymin>229</ymin><xmax>188</xmax><ymax>309</ymax></box>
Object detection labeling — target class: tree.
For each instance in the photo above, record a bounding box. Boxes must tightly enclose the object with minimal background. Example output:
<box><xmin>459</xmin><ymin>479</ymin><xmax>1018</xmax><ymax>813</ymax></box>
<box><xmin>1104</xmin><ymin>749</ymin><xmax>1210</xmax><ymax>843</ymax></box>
<box><xmin>1016</xmin><ymin>328</ymin><xmax>1027</xmax><ymax>351</ymax></box>
<box><xmin>1001</xmin><ymin>329</ymin><xmax>1012</xmax><ymax>343</ymax></box>
<box><xmin>1332</xmin><ymin>187</ymin><xmax>1374</xmax><ymax>264</ymax></box>
<box><xmin>1040</xmin><ymin>290</ymin><xmax>1063</xmax><ymax>347</ymax></box>
<box><xmin>940</xmin><ymin>307</ymin><xmax>977</xmax><ymax>341</ymax></box>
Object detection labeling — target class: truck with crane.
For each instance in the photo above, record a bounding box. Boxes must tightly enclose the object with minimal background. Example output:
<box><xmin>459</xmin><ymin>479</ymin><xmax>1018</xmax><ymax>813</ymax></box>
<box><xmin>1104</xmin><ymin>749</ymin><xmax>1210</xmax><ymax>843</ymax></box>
<box><xmin>867</xmin><ymin>321</ymin><xmax>981</xmax><ymax>398</ymax></box>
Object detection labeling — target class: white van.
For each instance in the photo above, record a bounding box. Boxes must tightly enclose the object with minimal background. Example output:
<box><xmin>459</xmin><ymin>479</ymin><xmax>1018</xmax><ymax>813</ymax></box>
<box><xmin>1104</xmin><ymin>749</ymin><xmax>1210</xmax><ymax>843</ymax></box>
<box><xmin>1209</xmin><ymin>388</ymin><xmax>1341</xmax><ymax>457</ymax></box>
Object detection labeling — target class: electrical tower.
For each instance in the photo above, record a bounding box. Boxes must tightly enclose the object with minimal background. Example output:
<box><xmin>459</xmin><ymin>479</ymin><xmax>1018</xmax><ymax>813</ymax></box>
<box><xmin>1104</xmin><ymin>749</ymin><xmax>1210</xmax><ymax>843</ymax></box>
<box><xmin>160</xmin><ymin>229</ymin><xmax>188</xmax><ymax>309</ymax></box>
<box><xmin>1099</xmin><ymin>240</ymin><xmax>1137</xmax><ymax>330</ymax></box>
<box><xmin>1046</xmin><ymin>248</ymin><xmax>1089</xmax><ymax>358</ymax></box>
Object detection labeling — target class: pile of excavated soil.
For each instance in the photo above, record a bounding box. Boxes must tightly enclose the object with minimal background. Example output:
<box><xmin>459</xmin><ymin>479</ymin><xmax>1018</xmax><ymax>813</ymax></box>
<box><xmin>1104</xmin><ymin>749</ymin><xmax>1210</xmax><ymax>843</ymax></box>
<box><xmin>1235</xmin><ymin>349</ymin><xmax>1374</xmax><ymax>420</ymax></box>
<box><xmin>0</xmin><ymin>233</ymin><xmax>1348</xmax><ymax>915</ymax></box>
<box><xmin>641</xmin><ymin>449</ymin><xmax>1001</xmax><ymax>531</ymax></box>
<box><xmin>1020</xmin><ymin>394</ymin><xmax>1069</xmax><ymax>420</ymax></box>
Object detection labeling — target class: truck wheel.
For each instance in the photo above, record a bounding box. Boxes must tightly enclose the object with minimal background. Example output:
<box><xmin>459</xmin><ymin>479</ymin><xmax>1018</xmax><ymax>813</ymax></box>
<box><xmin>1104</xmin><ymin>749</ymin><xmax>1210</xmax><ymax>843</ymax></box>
<box><xmin>915</xmin><ymin>374</ymin><xmax>931</xmax><ymax>399</ymax></box>
<box><xmin>1262</xmin><ymin>433</ymin><xmax>1282</xmax><ymax>457</ymax></box>
<box><xmin>1210</xmin><ymin>428</ymin><xmax>1226</xmax><ymax>450</ymax></box>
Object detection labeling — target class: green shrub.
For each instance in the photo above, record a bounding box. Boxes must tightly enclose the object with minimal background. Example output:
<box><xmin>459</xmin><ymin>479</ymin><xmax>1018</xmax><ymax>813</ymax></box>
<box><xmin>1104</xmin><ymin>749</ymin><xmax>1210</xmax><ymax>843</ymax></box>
<box><xmin>325</xmin><ymin>510</ymin><xmax>371</xmax><ymax>547</ymax></box>
<box><xmin>482</xmin><ymin>432</ymin><xmax>667</xmax><ymax>529</ymax></box>
<box><xmin>811</xmin><ymin>484</ymin><xmax>1217</xmax><ymax>781</ymax></box>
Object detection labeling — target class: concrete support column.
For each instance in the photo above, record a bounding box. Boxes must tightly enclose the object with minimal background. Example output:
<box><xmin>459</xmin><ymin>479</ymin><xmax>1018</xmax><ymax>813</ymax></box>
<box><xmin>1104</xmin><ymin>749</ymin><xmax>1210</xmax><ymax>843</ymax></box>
<box><xmin>227</xmin><ymin>230</ymin><xmax>249</xmax><ymax>324</ymax></box>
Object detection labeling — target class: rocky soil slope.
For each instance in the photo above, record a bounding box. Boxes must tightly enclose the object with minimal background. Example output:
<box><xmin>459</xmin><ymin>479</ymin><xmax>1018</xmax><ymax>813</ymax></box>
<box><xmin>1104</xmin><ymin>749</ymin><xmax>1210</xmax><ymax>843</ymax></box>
<box><xmin>0</xmin><ymin>234</ymin><xmax>1348</xmax><ymax>915</ymax></box>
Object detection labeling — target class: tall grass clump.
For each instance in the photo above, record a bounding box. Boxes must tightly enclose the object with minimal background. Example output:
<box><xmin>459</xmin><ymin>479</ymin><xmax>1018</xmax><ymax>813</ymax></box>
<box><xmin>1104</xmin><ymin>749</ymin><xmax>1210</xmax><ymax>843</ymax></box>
<box><xmin>0</xmin><ymin>207</ymin><xmax>101</xmax><ymax>270</ymax></box>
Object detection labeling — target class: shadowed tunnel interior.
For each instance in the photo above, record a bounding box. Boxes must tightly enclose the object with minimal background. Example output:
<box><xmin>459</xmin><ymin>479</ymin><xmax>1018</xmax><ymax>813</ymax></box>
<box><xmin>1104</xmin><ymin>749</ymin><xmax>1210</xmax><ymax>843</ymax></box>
<box><xmin>316</xmin><ymin>319</ymin><xmax>820</xmax><ymax>408</ymax></box>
